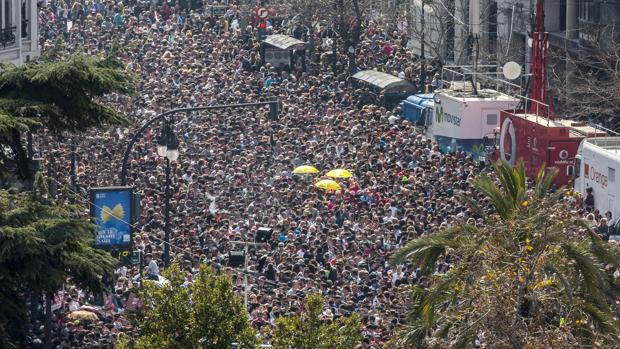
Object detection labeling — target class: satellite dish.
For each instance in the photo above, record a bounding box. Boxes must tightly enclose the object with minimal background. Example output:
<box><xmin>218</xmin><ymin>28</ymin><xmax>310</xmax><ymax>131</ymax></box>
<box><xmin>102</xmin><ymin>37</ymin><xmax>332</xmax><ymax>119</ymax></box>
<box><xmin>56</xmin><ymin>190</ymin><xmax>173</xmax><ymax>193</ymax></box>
<box><xmin>502</xmin><ymin>61</ymin><xmax>522</xmax><ymax>80</ymax></box>
<box><xmin>433</xmin><ymin>93</ymin><xmax>441</xmax><ymax>104</ymax></box>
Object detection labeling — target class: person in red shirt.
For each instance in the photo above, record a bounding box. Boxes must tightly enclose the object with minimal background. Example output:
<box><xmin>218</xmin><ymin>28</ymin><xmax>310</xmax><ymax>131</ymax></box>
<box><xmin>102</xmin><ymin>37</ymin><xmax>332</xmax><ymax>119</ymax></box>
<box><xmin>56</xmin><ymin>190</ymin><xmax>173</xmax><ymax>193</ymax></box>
<box><xmin>382</xmin><ymin>42</ymin><xmax>393</xmax><ymax>56</ymax></box>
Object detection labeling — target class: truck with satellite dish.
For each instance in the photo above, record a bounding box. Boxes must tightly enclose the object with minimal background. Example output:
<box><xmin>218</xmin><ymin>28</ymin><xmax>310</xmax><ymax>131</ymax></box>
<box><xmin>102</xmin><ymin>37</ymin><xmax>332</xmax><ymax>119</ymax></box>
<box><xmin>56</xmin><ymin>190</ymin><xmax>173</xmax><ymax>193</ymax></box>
<box><xmin>428</xmin><ymin>78</ymin><xmax>519</xmax><ymax>160</ymax></box>
<box><xmin>399</xmin><ymin>69</ymin><xmax>520</xmax><ymax>161</ymax></box>
<box><xmin>400</xmin><ymin>0</ymin><xmax>519</xmax><ymax>160</ymax></box>
<box><xmin>497</xmin><ymin>0</ymin><xmax>611</xmax><ymax>187</ymax></box>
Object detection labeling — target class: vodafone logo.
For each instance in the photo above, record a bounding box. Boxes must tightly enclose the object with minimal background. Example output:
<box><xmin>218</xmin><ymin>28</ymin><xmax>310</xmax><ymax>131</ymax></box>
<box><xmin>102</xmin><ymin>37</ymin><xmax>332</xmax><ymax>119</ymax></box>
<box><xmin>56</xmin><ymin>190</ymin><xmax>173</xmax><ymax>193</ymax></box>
<box><xmin>257</xmin><ymin>7</ymin><xmax>268</xmax><ymax>19</ymax></box>
<box><xmin>559</xmin><ymin>150</ymin><xmax>569</xmax><ymax>160</ymax></box>
<box><xmin>499</xmin><ymin>118</ymin><xmax>516</xmax><ymax>165</ymax></box>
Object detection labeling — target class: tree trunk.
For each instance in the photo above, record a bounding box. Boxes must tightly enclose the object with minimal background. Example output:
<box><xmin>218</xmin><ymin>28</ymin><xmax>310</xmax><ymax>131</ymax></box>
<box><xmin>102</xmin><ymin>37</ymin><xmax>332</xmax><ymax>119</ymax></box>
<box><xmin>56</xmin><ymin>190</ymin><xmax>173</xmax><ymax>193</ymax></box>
<box><xmin>10</xmin><ymin>128</ymin><xmax>32</xmax><ymax>181</ymax></box>
<box><xmin>30</xmin><ymin>293</ymin><xmax>39</xmax><ymax>326</ymax></box>
<box><xmin>44</xmin><ymin>292</ymin><xmax>52</xmax><ymax>349</ymax></box>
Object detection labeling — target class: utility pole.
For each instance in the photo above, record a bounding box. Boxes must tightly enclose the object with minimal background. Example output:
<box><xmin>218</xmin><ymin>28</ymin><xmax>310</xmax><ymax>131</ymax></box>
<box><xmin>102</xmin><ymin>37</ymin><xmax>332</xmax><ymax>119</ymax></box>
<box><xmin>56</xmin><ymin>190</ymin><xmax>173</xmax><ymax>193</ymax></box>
<box><xmin>420</xmin><ymin>0</ymin><xmax>426</xmax><ymax>59</ymax></box>
<box><xmin>469</xmin><ymin>0</ymin><xmax>480</xmax><ymax>94</ymax></box>
<box><xmin>163</xmin><ymin>156</ymin><xmax>171</xmax><ymax>267</ymax></box>
<box><xmin>228</xmin><ymin>240</ymin><xmax>268</xmax><ymax>307</ymax></box>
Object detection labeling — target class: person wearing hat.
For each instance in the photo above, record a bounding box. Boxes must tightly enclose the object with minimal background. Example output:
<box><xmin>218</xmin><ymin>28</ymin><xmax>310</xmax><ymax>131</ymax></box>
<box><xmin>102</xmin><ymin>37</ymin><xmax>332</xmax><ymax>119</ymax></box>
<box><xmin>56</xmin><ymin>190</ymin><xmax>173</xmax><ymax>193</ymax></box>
<box><xmin>431</xmin><ymin>73</ymin><xmax>443</xmax><ymax>91</ymax></box>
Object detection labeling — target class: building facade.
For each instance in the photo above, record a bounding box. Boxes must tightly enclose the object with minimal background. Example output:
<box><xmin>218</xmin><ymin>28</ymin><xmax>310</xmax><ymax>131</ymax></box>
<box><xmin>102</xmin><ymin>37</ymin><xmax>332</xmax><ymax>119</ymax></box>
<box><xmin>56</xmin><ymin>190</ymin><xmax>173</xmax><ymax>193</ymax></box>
<box><xmin>0</xmin><ymin>0</ymin><xmax>39</xmax><ymax>65</ymax></box>
<box><xmin>405</xmin><ymin>0</ymin><xmax>620</xmax><ymax>65</ymax></box>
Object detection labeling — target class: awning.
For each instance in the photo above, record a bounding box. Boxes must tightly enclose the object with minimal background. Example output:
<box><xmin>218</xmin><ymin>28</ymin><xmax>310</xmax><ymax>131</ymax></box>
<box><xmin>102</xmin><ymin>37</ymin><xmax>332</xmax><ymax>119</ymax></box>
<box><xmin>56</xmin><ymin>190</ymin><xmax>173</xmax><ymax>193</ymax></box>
<box><xmin>263</xmin><ymin>35</ymin><xmax>306</xmax><ymax>50</ymax></box>
<box><xmin>352</xmin><ymin>70</ymin><xmax>415</xmax><ymax>91</ymax></box>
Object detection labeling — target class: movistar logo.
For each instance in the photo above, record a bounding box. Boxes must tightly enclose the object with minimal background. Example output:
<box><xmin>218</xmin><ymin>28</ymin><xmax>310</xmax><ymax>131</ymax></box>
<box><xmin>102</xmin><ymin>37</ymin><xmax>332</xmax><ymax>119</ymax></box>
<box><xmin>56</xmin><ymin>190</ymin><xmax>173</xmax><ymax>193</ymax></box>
<box><xmin>435</xmin><ymin>104</ymin><xmax>444</xmax><ymax>123</ymax></box>
<box><xmin>434</xmin><ymin>104</ymin><xmax>461</xmax><ymax>126</ymax></box>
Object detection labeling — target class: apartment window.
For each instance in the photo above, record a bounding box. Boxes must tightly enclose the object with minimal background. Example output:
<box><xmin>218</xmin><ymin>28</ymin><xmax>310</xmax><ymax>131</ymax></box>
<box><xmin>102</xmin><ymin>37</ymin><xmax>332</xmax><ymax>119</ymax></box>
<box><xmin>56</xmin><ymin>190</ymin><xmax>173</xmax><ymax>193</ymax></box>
<box><xmin>579</xmin><ymin>0</ymin><xmax>600</xmax><ymax>22</ymax></box>
<box><xmin>487</xmin><ymin>1</ymin><xmax>498</xmax><ymax>54</ymax></box>
<box><xmin>21</xmin><ymin>0</ymin><xmax>28</xmax><ymax>38</ymax></box>
<box><xmin>486</xmin><ymin>114</ymin><xmax>498</xmax><ymax>125</ymax></box>
<box><xmin>609</xmin><ymin>167</ymin><xmax>616</xmax><ymax>183</ymax></box>
<box><xmin>3</xmin><ymin>0</ymin><xmax>11</xmax><ymax>28</ymax></box>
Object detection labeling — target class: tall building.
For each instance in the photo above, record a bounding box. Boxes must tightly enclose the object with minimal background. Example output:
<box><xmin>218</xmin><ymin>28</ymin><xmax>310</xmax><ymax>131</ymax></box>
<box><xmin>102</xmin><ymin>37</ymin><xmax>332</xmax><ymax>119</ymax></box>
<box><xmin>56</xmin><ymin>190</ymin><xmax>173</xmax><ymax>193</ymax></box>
<box><xmin>0</xmin><ymin>0</ymin><xmax>39</xmax><ymax>65</ymax></box>
<box><xmin>405</xmin><ymin>0</ymin><xmax>620</xmax><ymax>65</ymax></box>
<box><xmin>498</xmin><ymin>0</ymin><xmax>620</xmax><ymax>64</ymax></box>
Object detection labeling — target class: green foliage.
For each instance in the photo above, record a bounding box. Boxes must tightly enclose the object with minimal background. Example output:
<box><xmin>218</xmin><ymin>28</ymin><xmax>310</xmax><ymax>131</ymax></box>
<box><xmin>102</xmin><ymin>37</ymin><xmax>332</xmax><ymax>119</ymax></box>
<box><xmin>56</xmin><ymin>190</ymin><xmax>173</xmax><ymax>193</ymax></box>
<box><xmin>0</xmin><ymin>53</ymin><xmax>134</xmax><ymax>132</ymax></box>
<box><xmin>0</xmin><ymin>53</ymin><xmax>135</xmax><ymax>180</ymax></box>
<box><xmin>272</xmin><ymin>293</ymin><xmax>362</xmax><ymax>349</ymax></box>
<box><xmin>390</xmin><ymin>160</ymin><xmax>620</xmax><ymax>348</ymax></box>
<box><xmin>118</xmin><ymin>263</ymin><xmax>258</xmax><ymax>349</ymax></box>
<box><xmin>0</xmin><ymin>184</ymin><xmax>117</xmax><ymax>348</ymax></box>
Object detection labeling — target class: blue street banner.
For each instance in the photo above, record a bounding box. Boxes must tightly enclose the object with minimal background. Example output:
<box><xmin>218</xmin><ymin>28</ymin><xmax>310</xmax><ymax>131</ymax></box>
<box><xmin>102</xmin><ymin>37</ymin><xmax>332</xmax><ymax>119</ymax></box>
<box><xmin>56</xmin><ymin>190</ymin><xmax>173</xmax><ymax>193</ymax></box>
<box><xmin>90</xmin><ymin>187</ymin><xmax>133</xmax><ymax>248</ymax></box>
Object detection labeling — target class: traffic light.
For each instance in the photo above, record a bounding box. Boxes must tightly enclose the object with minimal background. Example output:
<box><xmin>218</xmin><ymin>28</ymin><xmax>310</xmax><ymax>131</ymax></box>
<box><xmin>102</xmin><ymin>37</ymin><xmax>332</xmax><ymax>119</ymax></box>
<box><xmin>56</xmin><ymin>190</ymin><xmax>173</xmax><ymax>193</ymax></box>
<box><xmin>258</xmin><ymin>20</ymin><xmax>267</xmax><ymax>41</ymax></box>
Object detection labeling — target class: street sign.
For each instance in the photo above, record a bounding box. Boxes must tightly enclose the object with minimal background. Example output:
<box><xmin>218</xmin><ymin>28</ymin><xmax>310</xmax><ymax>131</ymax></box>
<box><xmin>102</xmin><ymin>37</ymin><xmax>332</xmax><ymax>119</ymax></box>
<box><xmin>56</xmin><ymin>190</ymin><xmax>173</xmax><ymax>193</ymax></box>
<box><xmin>256</xmin><ymin>7</ymin><xmax>268</xmax><ymax>19</ymax></box>
<box><xmin>90</xmin><ymin>186</ymin><xmax>134</xmax><ymax>249</ymax></box>
<box><xmin>209</xmin><ymin>5</ymin><xmax>228</xmax><ymax>17</ymax></box>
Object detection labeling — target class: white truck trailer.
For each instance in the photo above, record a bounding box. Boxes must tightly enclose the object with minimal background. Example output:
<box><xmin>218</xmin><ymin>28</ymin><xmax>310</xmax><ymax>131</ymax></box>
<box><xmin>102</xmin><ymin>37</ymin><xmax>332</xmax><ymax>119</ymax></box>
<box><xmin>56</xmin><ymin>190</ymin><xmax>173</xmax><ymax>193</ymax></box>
<box><xmin>573</xmin><ymin>137</ymin><xmax>620</xmax><ymax>215</ymax></box>
<box><xmin>427</xmin><ymin>88</ymin><xmax>519</xmax><ymax>160</ymax></box>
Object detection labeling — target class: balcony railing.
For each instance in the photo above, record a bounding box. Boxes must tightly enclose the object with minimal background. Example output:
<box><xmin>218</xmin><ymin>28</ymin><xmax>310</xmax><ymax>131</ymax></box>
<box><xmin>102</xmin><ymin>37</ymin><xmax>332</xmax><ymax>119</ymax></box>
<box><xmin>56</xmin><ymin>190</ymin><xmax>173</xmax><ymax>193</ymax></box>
<box><xmin>1</xmin><ymin>26</ymin><xmax>17</xmax><ymax>47</ymax></box>
<box><xmin>22</xmin><ymin>19</ymin><xmax>28</xmax><ymax>38</ymax></box>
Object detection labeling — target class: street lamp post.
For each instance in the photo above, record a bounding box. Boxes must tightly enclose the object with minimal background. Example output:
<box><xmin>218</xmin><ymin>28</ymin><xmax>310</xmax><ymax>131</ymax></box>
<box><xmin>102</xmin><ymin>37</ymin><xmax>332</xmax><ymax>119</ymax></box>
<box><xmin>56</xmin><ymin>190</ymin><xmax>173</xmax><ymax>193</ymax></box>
<box><xmin>420</xmin><ymin>0</ymin><xmax>426</xmax><ymax>59</ymax></box>
<box><xmin>156</xmin><ymin>120</ymin><xmax>179</xmax><ymax>268</ymax></box>
<box><xmin>118</xmin><ymin>101</ymin><xmax>279</xmax><ymax>270</ymax></box>
<box><xmin>119</xmin><ymin>101</ymin><xmax>279</xmax><ymax>186</ymax></box>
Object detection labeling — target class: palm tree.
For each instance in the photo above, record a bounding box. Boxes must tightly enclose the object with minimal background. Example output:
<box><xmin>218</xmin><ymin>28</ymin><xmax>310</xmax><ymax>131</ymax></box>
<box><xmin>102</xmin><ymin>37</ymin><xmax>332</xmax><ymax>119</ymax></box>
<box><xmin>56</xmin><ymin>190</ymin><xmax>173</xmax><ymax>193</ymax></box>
<box><xmin>0</xmin><ymin>173</ymin><xmax>117</xmax><ymax>348</ymax></box>
<box><xmin>390</xmin><ymin>161</ymin><xmax>620</xmax><ymax>348</ymax></box>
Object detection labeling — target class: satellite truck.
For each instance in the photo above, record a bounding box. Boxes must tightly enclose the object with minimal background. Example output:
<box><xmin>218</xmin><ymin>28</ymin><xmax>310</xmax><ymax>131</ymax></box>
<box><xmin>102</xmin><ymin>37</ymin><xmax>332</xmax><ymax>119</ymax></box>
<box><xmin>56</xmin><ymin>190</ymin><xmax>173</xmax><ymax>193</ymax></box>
<box><xmin>399</xmin><ymin>65</ymin><xmax>522</xmax><ymax>161</ymax></box>
<box><xmin>399</xmin><ymin>0</ymin><xmax>520</xmax><ymax>161</ymax></box>
<box><xmin>497</xmin><ymin>0</ymin><xmax>611</xmax><ymax>187</ymax></box>
<box><xmin>429</xmin><ymin>66</ymin><xmax>520</xmax><ymax>161</ymax></box>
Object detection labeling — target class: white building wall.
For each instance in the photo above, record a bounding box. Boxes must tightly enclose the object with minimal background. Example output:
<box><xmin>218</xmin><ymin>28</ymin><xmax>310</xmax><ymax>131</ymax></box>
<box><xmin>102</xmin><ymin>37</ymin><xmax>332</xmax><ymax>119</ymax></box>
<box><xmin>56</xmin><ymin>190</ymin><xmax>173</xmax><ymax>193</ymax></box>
<box><xmin>408</xmin><ymin>0</ymin><xmax>471</xmax><ymax>64</ymax></box>
<box><xmin>0</xmin><ymin>0</ymin><xmax>39</xmax><ymax>65</ymax></box>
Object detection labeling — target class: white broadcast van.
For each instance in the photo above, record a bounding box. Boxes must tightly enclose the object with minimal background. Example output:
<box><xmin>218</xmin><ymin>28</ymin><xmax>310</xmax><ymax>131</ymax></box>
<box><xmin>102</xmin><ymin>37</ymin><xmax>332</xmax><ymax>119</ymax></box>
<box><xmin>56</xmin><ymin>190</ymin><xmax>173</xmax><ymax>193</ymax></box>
<box><xmin>426</xmin><ymin>86</ymin><xmax>519</xmax><ymax>161</ymax></box>
<box><xmin>573</xmin><ymin>137</ymin><xmax>620</xmax><ymax>215</ymax></box>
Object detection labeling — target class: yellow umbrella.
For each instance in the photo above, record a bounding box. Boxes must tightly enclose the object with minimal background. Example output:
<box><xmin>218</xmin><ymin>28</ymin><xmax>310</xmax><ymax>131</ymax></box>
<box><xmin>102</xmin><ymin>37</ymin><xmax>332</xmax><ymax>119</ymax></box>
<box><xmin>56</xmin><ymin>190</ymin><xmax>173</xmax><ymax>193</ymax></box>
<box><xmin>293</xmin><ymin>165</ymin><xmax>320</xmax><ymax>174</ymax></box>
<box><xmin>326</xmin><ymin>169</ymin><xmax>353</xmax><ymax>179</ymax></box>
<box><xmin>315</xmin><ymin>179</ymin><xmax>342</xmax><ymax>191</ymax></box>
<box><xmin>67</xmin><ymin>310</ymin><xmax>99</xmax><ymax>322</ymax></box>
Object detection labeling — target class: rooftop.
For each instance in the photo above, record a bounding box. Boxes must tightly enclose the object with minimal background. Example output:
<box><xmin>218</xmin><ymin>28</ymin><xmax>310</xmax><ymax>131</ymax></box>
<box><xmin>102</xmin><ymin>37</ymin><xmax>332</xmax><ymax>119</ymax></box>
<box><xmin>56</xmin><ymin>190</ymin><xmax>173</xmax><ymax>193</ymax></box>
<box><xmin>439</xmin><ymin>87</ymin><xmax>519</xmax><ymax>102</ymax></box>
<box><xmin>585</xmin><ymin>137</ymin><xmax>620</xmax><ymax>156</ymax></box>
<box><xmin>556</xmin><ymin>120</ymin><xmax>607</xmax><ymax>137</ymax></box>
<box><xmin>262</xmin><ymin>35</ymin><xmax>306</xmax><ymax>50</ymax></box>
<box><xmin>506</xmin><ymin>112</ymin><xmax>609</xmax><ymax>138</ymax></box>
<box><xmin>352</xmin><ymin>70</ymin><xmax>416</xmax><ymax>92</ymax></box>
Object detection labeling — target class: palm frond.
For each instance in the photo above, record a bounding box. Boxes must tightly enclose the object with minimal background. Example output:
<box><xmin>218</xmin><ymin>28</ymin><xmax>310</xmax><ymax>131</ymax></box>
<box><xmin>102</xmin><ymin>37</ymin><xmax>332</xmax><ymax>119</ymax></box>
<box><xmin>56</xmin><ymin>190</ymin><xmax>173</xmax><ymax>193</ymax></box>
<box><xmin>575</xmin><ymin>300</ymin><xmax>620</xmax><ymax>337</ymax></box>
<box><xmin>473</xmin><ymin>173</ymin><xmax>513</xmax><ymax>220</ymax></box>
<box><xmin>586</xmin><ymin>230</ymin><xmax>620</xmax><ymax>267</ymax></box>
<box><xmin>543</xmin><ymin>263</ymin><xmax>574</xmax><ymax>304</ymax></box>
<box><xmin>560</xmin><ymin>242</ymin><xmax>610</xmax><ymax>307</ymax></box>
<box><xmin>390</xmin><ymin>225</ymin><xmax>476</xmax><ymax>271</ymax></box>
<box><xmin>533</xmin><ymin>164</ymin><xmax>558</xmax><ymax>201</ymax></box>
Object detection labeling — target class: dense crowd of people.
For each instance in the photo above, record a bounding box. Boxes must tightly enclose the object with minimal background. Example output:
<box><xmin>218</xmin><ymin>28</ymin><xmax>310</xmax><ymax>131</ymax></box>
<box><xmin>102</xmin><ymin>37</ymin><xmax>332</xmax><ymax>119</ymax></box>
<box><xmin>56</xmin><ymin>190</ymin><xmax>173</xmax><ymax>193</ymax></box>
<box><xmin>24</xmin><ymin>0</ymin><xmax>620</xmax><ymax>348</ymax></box>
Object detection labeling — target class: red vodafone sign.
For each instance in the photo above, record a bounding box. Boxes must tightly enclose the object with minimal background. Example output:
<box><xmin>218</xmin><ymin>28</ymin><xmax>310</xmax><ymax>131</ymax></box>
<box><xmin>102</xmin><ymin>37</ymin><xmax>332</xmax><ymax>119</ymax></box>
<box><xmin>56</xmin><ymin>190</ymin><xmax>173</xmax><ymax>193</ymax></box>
<box><xmin>256</xmin><ymin>7</ymin><xmax>268</xmax><ymax>19</ymax></box>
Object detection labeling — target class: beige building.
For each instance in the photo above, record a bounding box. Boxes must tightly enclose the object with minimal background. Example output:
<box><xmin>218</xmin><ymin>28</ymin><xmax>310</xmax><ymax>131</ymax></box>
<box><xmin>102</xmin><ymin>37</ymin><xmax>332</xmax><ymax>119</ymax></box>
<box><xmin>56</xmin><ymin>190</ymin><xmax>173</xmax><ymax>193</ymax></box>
<box><xmin>0</xmin><ymin>0</ymin><xmax>39</xmax><ymax>65</ymax></box>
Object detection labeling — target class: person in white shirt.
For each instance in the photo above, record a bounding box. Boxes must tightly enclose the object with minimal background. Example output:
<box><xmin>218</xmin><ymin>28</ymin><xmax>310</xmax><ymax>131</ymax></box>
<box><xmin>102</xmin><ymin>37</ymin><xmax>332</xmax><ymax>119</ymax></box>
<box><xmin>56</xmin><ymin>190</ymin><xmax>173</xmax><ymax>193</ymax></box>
<box><xmin>144</xmin><ymin>253</ymin><xmax>159</xmax><ymax>280</ymax></box>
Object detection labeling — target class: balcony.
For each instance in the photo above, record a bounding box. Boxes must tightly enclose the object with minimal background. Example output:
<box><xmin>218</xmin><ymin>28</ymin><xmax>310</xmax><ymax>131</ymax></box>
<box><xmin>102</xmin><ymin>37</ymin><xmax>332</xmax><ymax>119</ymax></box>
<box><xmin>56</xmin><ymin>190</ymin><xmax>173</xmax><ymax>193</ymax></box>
<box><xmin>1</xmin><ymin>27</ymin><xmax>17</xmax><ymax>47</ymax></box>
<box><xmin>548</xmin><ymin>31</ymin><xmax>580</xmax><ymax>52</ymax></box>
